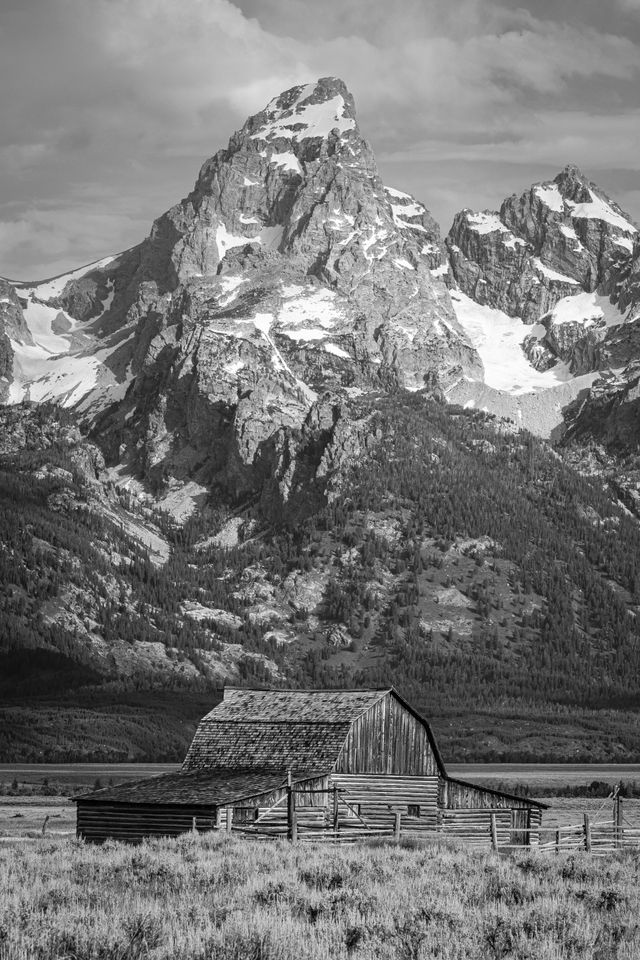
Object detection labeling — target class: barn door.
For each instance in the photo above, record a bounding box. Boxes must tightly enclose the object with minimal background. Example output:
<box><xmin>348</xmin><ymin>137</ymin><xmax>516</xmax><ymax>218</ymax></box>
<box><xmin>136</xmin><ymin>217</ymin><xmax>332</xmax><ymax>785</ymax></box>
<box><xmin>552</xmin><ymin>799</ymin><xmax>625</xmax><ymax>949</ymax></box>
<box><xmin>510</xmin><ymin>809</ymin><xmax>530</xmax><ymax>846</ymax></box>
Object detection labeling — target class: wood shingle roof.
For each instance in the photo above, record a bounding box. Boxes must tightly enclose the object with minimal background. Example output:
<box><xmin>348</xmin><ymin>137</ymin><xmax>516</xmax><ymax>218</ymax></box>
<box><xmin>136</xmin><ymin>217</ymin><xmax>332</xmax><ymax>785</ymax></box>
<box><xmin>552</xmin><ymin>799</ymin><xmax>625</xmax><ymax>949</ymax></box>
<box><xmin>182</xmin><ymin>688</ymin><xmax>392</xmax><ymax>773</ymax></box>
<box><xmin>75</xmin><ymin>770</ymin><xmax>319</xmax><ymax>807</ymax></box>
<box><xmin>200</xmin><ymin>688</ymin><xmax>390</xmax><ymax>723</ymax></box>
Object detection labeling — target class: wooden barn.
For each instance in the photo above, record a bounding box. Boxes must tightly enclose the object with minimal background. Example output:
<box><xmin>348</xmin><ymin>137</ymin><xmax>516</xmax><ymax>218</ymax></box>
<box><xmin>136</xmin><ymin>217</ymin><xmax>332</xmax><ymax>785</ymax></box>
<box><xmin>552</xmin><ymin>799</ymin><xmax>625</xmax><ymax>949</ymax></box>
<box><xmin>75</xmin><ymin>687</ymin><xmax>546</xmax><ymax>845</ymax></box>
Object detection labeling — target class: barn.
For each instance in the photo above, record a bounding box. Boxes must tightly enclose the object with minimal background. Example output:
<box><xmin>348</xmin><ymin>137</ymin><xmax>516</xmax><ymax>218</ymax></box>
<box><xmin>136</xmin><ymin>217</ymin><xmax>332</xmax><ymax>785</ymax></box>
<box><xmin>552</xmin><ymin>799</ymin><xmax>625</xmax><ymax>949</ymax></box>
<box><xmin>75</xmin><ymin>687</ymin><xmax>546</xmax><ymax>845</ymax></box>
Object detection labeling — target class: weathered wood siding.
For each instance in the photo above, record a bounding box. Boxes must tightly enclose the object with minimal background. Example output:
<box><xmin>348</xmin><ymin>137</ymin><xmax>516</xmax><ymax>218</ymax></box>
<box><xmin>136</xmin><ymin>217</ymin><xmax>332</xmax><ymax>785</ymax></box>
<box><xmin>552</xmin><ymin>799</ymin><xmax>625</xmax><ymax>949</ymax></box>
<box><xmin>332</xmin><ymin>774</ymin><xmax>440</xmax><ymax>832</ymax></box>
<box><xmin>335</xmin><ymin>694</ymin><xmax>440</xmax><ymax>775</ymax></box>
<box><xmin>228</xmin><ymin>775</ymin><xmax>330</xmax><ymax>829</ymax></box>
<box><xmin>441</xmin><ymin>778</ymin><xmax>536</xmax><ymax>810</ymax></box>
<box><xmin>76</xmin><ymin>802</ymin><xmax>217</xmax><ymax>843</ymax></box>
<box><xmin>441</xmin><ymin>806</ymin><xmax>542</xmax><ymax>847</ymax></box>
<box><xmin>442</xmin><ymin>808</ymin><xmax>512</xmax><ymax>846</ymax></box>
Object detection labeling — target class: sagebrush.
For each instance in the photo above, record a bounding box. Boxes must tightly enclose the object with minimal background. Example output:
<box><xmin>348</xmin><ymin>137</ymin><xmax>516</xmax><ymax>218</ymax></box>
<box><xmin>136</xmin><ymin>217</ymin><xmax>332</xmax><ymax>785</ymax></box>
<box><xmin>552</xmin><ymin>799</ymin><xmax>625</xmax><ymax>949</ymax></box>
<box><xmin>1</xmin><ymin>834</ymin><xmax>640</xmax><ymax>959</ymax></box>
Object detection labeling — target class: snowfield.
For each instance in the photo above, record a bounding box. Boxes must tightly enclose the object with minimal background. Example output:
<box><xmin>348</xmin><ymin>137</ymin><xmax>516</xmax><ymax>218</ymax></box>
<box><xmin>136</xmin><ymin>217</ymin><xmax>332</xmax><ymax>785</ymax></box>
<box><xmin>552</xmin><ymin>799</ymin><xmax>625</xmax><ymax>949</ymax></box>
<box><xmin>449</xmin><ymin>290</ymin><xmax>599</xmax><ymax>395</ymax></box>
<box><xmin>6</xmin><ymin>259</ymin><xmax>132</xmax><ymax>413</ymax></box>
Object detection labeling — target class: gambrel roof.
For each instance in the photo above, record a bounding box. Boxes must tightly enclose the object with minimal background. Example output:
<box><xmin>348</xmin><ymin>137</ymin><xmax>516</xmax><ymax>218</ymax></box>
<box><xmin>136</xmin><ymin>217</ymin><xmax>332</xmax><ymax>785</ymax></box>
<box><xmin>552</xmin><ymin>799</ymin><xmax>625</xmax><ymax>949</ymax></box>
<box><xmin>182</xmin><ymin>688</ymin><xmax>393</xmax><ymax>773</ymax></box>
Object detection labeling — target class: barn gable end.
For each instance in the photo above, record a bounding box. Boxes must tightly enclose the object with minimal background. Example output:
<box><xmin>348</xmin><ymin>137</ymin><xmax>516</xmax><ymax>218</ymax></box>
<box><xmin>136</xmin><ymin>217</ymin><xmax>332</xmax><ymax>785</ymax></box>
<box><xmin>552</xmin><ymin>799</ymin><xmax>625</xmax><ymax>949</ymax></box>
<box><xmin>335</xmin><ymin>690</ymin><xmax>443</xmax><ymax>776</ymax></box>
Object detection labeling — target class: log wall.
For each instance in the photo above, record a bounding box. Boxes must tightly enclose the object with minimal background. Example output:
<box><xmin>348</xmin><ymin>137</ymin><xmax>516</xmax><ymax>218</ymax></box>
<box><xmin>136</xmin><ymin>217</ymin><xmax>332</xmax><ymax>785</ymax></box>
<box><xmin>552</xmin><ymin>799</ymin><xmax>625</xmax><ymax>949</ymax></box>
<box><xmin>331</xmin><ymin>773</ymin><xmax>440</xmax><ymax>832</ymax></box>
<box><xmin>442</xmin><ymin>777</ymin><xmax>537</xmax><ymax>810</ymax></box>
<box><xmin>335</xmin><ymin>694</ymin><xmax>440</xmax><ymax>775</ymax></box>
<box><xmin>76</xmin><ymin>802</ymin><xmax>217</xmax><ymax>843</ymax></box>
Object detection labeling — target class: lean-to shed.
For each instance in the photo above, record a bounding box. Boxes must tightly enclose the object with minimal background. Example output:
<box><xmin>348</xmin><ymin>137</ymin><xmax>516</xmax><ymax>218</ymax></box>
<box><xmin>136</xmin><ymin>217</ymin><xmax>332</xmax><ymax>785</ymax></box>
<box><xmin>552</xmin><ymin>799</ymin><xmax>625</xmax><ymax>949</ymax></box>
<box><xmin>75</xmin><ymin>687</ymin><xmax>545</xmax><ymax>844</ymax></box>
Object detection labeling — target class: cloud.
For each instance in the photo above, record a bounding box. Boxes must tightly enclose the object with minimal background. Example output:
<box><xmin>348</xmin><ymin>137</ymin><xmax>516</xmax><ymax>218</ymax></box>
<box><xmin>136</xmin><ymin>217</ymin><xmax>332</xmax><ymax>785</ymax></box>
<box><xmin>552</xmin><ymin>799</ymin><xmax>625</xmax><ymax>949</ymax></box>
<box><xmin>0</xmin><ymin>203</ymin><xmax>149</xmax><ymax>281</ymax></box>
<box><xmin>0</xmin><ymin>0</ymin><xmax>639</xmax><ymax>275</ymax></box>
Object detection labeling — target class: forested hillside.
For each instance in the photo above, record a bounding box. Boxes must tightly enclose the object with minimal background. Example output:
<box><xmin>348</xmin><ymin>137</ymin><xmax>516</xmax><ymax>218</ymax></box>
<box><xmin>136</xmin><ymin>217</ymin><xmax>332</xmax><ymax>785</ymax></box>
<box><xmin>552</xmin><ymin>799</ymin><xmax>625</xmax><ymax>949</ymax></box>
<box><xmin>2</xmin><ymin>397</ymin><xmax>640</xmax><ymax>762</ymax></box>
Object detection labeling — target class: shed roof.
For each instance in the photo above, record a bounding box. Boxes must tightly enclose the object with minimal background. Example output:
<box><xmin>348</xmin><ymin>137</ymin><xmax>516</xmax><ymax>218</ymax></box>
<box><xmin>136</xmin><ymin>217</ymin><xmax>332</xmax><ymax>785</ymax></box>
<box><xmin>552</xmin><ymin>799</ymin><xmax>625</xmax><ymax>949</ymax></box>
<box><xmin>74</xmin><ymin>769</ymin><xmax>323</xmax><ymax>807</ymax></box>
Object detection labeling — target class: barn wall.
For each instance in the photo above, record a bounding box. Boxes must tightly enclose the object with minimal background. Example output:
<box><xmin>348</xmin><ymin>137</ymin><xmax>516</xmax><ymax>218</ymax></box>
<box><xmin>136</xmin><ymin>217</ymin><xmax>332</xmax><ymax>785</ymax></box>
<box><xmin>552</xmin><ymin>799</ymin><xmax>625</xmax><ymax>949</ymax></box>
<box><xmin>76</xmin><ymin>802</ymin><xmax>216</xmax><ymax>843</ymax></box>
<box><xmin>442</xmin><ymin>778</ymin><xmax>538</xmax><ymax>810</ymax></box>
<box><xmin>331</xmin><ymin>774</ymin><xmax>440</xmax><ymax>832</ymax></box>
<box><xmin>335</xmin><ymin>694</ymin><xmax>440</xmax><ymax>775</ymax></box>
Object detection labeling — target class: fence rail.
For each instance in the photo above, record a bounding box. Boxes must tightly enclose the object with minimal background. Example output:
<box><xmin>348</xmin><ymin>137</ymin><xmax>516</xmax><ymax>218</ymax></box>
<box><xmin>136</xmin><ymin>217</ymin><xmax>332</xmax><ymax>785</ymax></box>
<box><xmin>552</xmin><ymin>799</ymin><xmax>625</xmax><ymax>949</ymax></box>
<box><xmin>214</xmin><ymin>786</ymin><xmax>640</xmax><ymax>853</ymax></box>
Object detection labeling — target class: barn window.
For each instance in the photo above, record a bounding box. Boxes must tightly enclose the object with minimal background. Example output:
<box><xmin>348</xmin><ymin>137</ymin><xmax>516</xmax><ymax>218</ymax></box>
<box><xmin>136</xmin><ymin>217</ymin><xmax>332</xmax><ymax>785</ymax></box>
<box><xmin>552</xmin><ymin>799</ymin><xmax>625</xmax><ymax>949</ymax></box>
<box><xmin>346</xmin><ymin>802</ymin><xmax>361</xmax><ymax>818</ymax></box>
<box><xmin>408</xmin><ymin>804</ymin><xmax>421</xmax><ymax>818</ymax></box>
<box><xmin>234</xmin><ymin>806</ymin><xmax>259</xmax><ymax>822</ymax></box>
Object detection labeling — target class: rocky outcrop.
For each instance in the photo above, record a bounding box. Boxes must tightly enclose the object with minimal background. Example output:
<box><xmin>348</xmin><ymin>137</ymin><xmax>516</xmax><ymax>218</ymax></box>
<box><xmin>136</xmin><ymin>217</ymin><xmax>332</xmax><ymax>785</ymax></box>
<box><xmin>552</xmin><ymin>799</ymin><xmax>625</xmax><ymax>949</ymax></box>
<box><xmin>0</xmin><ymin>279</ymin><xmax>33</xmax><ymax>400</ymax></box>
<box><xmin>617</xmin><ymin>236</ymin><xmax>640</xmax><ymax>320</ymax></box>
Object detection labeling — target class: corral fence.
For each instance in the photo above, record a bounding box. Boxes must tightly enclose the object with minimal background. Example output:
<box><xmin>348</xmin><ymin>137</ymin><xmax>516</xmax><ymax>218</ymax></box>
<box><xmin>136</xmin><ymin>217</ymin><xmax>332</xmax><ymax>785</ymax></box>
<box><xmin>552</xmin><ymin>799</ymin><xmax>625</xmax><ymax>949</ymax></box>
<box><xmin>218</xmin><ymin>784</ymin><xmax>400</xmax><ymax>844</ymax></box>
<box><xmin>197</xmin><ymin>782</ymin><xmax>640</xmax><ymax>853</ymax></box>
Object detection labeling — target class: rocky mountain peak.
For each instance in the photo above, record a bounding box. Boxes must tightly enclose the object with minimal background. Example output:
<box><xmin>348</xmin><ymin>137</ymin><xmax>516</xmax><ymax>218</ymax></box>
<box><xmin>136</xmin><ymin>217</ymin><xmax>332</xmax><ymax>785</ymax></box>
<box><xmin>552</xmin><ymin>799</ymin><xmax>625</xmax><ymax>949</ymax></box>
<box><xmin>0</xmin><ymin>77</ymin><xmax>482</xmax><ymax>510</ymax></box>
<box><xmin>553</xmin><ymin>162</ymin><xmax>591</xmax><ymax>195</ymax></box>
<box><xmin>444</xmin><ymin>165</ymin><xmax>640</xmax><ymax>440</ymax></box>
<box><xmin>239</xmin><ymin>76</ymin><xmax>357</xmax><ymax>144</ymax></box>
<box><xmin>448</xmin><ymin>165</ymin><xmax>637</xmax><ymax>329</ymax></box>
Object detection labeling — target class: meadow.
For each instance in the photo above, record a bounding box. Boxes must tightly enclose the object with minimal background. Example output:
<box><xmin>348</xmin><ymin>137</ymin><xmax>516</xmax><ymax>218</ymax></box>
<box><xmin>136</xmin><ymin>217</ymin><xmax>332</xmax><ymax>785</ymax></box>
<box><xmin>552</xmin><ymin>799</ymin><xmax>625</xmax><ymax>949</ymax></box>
<box><xmin>1</xmin><ymin>833</ymin><xmax>640</xmax><ymax>960</ymax></box>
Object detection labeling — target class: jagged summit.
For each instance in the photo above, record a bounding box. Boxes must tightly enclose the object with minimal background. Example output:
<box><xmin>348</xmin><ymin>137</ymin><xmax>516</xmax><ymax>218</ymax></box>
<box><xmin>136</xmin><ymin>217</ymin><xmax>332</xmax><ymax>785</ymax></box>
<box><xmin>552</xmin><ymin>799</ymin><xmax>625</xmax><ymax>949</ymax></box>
<box><xmin>443</xmin><ymin>165</ymin><xmax>640</xmax><ymax>436</ymax></box>
<box><xmin>448</xmin><ymin>164</ymin><xmax>637</xmax><ymax>323</ymax></box>
<box><xmin>241</xmin><ymin>77</ymin><xmax>357</xmax><ymax>143</ymax></box>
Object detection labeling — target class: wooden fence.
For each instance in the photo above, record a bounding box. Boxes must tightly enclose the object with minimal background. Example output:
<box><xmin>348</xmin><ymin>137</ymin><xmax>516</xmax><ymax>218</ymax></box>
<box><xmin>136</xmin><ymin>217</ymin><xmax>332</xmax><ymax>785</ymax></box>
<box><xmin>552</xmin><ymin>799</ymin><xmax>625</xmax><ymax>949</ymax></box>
<box><xmin>204</xmin><ymin>784</ymin><xmax>640</xmax><ymax>853</ymax></box>
<box><xmin>223</xmin><ymin>784</ymin><xmax>399</xmax><ymax>844</ymax></box>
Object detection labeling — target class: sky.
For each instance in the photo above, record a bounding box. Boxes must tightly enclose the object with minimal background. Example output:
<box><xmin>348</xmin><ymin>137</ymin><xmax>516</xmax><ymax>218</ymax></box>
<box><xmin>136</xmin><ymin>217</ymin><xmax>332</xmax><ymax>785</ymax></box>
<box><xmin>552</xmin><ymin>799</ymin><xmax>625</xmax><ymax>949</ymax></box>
<box><xmin>1</xmin><ymin>0</ymin><xmax>640</xmax><ymax>279</ymax></box>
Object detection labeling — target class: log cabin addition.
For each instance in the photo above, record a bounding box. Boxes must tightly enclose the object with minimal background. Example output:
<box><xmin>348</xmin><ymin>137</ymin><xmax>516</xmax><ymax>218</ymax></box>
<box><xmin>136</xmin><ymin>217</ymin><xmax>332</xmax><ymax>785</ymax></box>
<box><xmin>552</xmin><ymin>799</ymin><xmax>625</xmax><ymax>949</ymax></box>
<box><xmin>74</xmin><ymin>687</ymin><xmax>546</xmax><ymax>844</ymax></box>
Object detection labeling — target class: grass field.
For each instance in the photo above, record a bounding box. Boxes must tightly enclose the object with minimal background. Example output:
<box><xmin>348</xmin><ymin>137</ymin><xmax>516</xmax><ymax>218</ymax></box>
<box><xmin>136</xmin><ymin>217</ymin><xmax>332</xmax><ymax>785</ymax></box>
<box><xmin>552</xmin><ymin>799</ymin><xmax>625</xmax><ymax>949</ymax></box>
<box><xmin>1</xmin><ymin>833</ymin><xmax>640</xmax><ymax>959</ymax></box>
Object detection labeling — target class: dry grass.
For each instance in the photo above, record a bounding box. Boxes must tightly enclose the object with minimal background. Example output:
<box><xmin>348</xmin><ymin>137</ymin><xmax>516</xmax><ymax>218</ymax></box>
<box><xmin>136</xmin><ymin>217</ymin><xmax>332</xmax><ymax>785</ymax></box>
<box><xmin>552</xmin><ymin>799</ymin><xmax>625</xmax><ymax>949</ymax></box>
<box><xmin>0</xmin><ymin>800</ymin><xmax>75</xmax><ymax>839</ymax></box>
<box><xmin>1</xmin><ymin>834</ymin><xmax>640</xmax><ymax>959</ymax></box>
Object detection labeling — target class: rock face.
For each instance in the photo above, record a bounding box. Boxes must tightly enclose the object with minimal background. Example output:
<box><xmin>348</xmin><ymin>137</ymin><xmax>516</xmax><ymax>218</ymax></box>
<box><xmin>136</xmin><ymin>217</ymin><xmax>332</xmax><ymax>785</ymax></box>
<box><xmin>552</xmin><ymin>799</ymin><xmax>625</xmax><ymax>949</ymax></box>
<box><xmin>446</xmin><ymin>165</ymin><xmax>638</xmax><ymax>373</ymax></box>
<box><xmin>0</xmin><ymin>278</ymin><xmax>33</xmax><ymax>400</ymax></box>
<box><xmin>1</xmin><ymin>77</ymin><xmax>481</xmax><ymax>506</ymax></box>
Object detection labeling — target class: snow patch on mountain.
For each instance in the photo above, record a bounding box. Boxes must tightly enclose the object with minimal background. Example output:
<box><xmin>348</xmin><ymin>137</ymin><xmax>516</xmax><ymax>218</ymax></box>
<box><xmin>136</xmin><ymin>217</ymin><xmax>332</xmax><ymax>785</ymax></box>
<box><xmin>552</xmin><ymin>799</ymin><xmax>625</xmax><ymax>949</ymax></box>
<box><xmin>269</xmin><ymin>152</ymin><xmax>302</xmax><ymax>174</ymax></box>
<box><xmin>532</xmin><ymin>259</ymin><xmax>579</xmax><ymax>285</ymax></box>
<box><xmin>534</xmin><ymin>184</ymin><xmax>564</xmax><ymax>212</ymax></box>
<box><xmin>566</xmin><ymin>191</ymin><xmax>637</xmax><ymax>234</ymax></box>
<box><xmin>252</xmin><ymin>92</ymin><xmax>355</xmax><ymax>143</ymax></box>
<box><xmin>449</xmin><ymin>290</ymin><xmax>595</xmax><ymax>395</ymax></box>
<box><xmin>466</xmin><ymin>212</ymin><xmax>509</xmax><ymax>235</ymax></box>
<box><xmin>545</xmin><ymin>292</ymin><xmax>624</xmax><ymax>329</ymax></box>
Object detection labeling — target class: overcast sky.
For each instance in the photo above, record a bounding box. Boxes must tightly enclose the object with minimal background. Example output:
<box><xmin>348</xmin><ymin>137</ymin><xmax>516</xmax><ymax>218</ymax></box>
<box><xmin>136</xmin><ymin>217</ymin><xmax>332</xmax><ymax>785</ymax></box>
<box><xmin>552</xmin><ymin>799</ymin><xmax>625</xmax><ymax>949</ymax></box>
<box><xmin>2</xmin><ymin>0</ymin><xmax>640</xmax><ymax>279</ymax></box>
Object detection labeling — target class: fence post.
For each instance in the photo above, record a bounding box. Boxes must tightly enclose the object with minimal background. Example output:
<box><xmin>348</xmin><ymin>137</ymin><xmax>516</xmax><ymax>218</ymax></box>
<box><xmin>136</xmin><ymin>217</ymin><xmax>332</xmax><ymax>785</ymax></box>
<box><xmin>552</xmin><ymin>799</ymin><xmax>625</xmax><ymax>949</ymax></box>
<box><xmin>618</xmin><ymin>796</ymin><xmax>624</xmax><ymax>847</ymax></box>
<box><xmin>287</xmin><ymin>782</ymin><xmax>297</xmax><ymax>842</ymax></box>
<box><xmin>394</xmin><ymin>810</ymin><xmax>402</xmax><ymax>842</ymax></box>
<box><xmin>214</xmin><ymin>807</ymin><xmax>222</xmax><ymax>830</ymax></box>
<box><xmin>490</xmin><ymin>813</ymin><xmax>498</xmax><ymax>852</ymax></box>
<box><xmin>42</xmin><ymin>815</ymin><xmax>49</xmax><ymax>837</ymax></box>
<box><xmin>583</xmin><ymin>814</ymin><xmax>591</xmax><ymax>853</ymax></box>
<box><xmin>225</xmin><ymin>806</ymin><xmax>233</xmax><ymax>834</ymax></box>
<box><xmin>332</xmin><ymin>786</ymin><xmax>339</xmax><ymax>834</ymax></box>
<box><xmin>192</xmin><ymin>816</ymin><xmax>197</xmax><ymax>833</ymax></box>
<box><xmin>555</xmin><ymin>829</ymin><xmax>561</xmax><ymax>854</ymax></box>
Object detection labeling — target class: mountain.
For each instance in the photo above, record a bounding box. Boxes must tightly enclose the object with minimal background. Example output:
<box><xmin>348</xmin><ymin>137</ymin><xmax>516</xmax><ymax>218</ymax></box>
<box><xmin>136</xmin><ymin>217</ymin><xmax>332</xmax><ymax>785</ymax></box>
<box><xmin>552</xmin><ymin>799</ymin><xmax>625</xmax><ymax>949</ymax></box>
<box><xmin>3</xmin><ymin>79</ymin><xmax>640</xmax><ymax>763</ymax></box>
<box><xmin>4</xmin><ymin>396</ymin><xmax>640</xmax><ymax>764</ymax></box>
<box><xmin>1</xmin><ymin>77</ymin><xmax>480</xmax><ymax>510</ymax></box>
